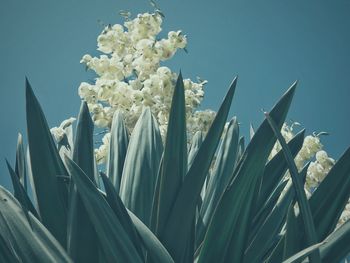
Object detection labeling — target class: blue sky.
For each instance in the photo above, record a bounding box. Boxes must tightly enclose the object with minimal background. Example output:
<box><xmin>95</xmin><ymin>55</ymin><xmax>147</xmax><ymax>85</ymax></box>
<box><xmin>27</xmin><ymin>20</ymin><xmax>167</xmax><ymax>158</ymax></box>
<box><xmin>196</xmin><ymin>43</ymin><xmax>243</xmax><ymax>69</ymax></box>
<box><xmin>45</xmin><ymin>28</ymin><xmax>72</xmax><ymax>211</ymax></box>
<box><xmin>1</xmin><ymin>0</ymin><xmax>349</xmax><ymax>189</ymax></box>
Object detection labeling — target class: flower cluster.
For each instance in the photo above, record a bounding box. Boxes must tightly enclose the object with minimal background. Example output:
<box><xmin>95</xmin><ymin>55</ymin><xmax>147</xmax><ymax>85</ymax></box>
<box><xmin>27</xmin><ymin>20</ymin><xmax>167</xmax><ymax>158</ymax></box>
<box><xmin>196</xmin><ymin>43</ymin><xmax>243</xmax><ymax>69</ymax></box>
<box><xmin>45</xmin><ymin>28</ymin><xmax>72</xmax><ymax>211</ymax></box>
<box><xmin>78</xmin><ymin>11</ymin><xmax>214</xmax><ymax>164</ymax></box>
<box><xmin>270</xmin><ymin>122</ymin><xmax>350</xmax><ymax>226</ymax></box>
<box><xmin>269</xmin><ymin>122</ymin><xmax>331</xmax><ymax>191</ymax></box>
<box><xmin>306</xmin><ymin>150</ymin><xmax>335</xmax><ymax>190</ymax></box>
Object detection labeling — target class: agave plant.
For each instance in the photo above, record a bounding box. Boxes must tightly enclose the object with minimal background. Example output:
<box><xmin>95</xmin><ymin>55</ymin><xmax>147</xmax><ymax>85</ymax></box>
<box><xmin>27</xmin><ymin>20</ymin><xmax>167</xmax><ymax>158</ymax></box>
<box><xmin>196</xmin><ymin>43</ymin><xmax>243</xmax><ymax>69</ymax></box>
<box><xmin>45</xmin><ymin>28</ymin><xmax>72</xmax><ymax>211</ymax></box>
<box><xmin>1</xmin><ymin>74</ymin><xmax>350</xmax><ymax>263</ymax></box>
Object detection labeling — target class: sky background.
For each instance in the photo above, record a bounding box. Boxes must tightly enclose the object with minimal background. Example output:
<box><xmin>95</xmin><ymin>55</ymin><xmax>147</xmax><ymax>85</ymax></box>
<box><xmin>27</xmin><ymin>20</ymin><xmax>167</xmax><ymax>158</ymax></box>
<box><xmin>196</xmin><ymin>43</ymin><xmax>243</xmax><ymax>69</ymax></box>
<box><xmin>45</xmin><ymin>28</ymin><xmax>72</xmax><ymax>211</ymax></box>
<box><xmin>1</xmin><ymin>0</ymin><xmax>349</xmax><ymax>190</ymax></box>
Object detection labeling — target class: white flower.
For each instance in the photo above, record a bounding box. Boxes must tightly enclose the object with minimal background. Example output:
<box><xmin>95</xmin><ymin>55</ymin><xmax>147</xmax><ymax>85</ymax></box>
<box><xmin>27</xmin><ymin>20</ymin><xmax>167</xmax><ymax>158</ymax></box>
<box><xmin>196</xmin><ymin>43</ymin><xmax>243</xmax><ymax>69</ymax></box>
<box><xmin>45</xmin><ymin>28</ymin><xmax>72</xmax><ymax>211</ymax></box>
<box><xmin>50</xmin><ymin>127</ymin><xmax>66</xmax><ymax>142</ymax></box>
<box><xmin>168</xmin><ymin>31</ymin><xmax>187</xmax><ymax>49</ymax></box>
<box><xmin>50</xmin><ymin>117</ymin><xmax>76</xmax><ymax>142</ymax></box>
<box><xmin>60</xmin><ymin>117</ymin><xmax>76</xmax><ymax>129</ymax></box>
<box><xmin>78</xmin><ymin>82</ymin><xmax>97</xmax><ymax>103</ymax></box>
<box><xmin>80</xmin><ymin>54</ymin><xmax>92</xmax><ymax>64</ymax></box>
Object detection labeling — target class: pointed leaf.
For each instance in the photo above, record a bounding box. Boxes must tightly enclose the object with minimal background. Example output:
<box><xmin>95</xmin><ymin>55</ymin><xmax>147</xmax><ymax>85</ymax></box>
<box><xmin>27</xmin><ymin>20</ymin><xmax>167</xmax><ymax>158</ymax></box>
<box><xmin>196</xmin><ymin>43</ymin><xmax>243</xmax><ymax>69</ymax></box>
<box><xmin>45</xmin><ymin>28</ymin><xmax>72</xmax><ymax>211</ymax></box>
<box><xmin>120</xmin><ymin>107</ymin><xmax>163</xmax><ymax>226</ymax></box>
<box><xmin>160</xmin><ymin>77</ymin><xmax>237</xmax><ymax>262</ymax></box>
<box><xmin>283</xmin><ymin>204</ymin><xmax>302</xmax><ymax>260</ymax></box>
<box><xmin>244</xmin><ymin>164</ymin><xmax>309</xmax><ymax>263</ymax></box>
<box><xmin>6</xmin><ymin>160</ymin><xmax>39</xmax><ymax>220</ymax></box>
<box><xmin>199</xmin><ymin>82</ymin><xmax>296</xmax><ymax>263</ymax></box>
<box><xmin>309</xmin><ymin>146</ymin><xmax>350</xmax><ymax>240</ymax></box>
<box><xmin>282</xmin><ymin>243</ymin><xmax>324</xmax><ymax>263</ymax></box>
<box><xmin>65</xmin><ymin>156</ymin><xmax>143</xmax><ymax>263</ymax></box>
<box><xmin>257</xmin><ymin>130</ymin><xmax>305</xmax><ymax>209</ymax></box>
<box><xmin>101</xmin><ymin>172</ymin><xmax>144</xmax><ymax>259</ymax></box>
<box><xmin>152</xmin><ymin>73</ymin><xmax>187</xmax><ymax>236</ymax></box>
<box><xmin>128</xmin><ymin>210</ymin><xmax>175</xmax><ymax>263</ymax></box>
<box><xmin>320</xmin><ymin>220</ymin><xmax>350</xmax><ymax>263</ymax></box>
<box><xmin>107</xmin><ymin>110</ymin><xmax>129</xmax><ymax>193</ymax></box>
<box><xmin>265</xmin><ymin>112</ymin><xmax>320</xmax><ymax>262</ymax></box>
<box><xmin>25</xmin><ymin>78</ymin><xmax>68</xmax><ymax>246</ymax></box>
<box><xmin>0</xmin><ymin>186</ymin><xmax>72</xmax><ymax>262</ymax></box>
<box><xmin>15</xmin><ymin>133</ymin><xmax>27</xmax><ymax>191</ymax></box>
<box><xmin>72</xmin><ymin>102</ymin><xmax>96</xmax><ymax>183</ymax></box>
<box><xmin>67</xmin><ymin>102</ymin><xmax>98</xmax><ymax>263</ymax></box>
<box><xmin>188</xmin><ymin>131</ymin><xmax>204</xmax><ymax>169</ymax></box>
<box><xmin>197</xmin><ymin>117</ymin><xmax>239</xmax><ymax>246</ymax></box>
<box><xmin>236</xmin><ymin>136</ymin><xmax>245</xmax><ymax>164</ymax></box>
<box><xmin>250</xmin><ymin>180</ymin><xmax>288</xmax><ymax>241</ymax></box>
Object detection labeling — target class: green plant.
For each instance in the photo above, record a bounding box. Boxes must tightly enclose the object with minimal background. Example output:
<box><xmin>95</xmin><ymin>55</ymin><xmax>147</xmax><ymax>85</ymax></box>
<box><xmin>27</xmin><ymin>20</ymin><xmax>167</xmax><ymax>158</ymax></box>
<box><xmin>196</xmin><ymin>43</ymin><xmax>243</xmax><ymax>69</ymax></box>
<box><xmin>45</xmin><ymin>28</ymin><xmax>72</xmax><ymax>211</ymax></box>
<box><xmin>1</xmin><ymin>75</ymin><xmax>350</xmax><ymax>263</ymax></box>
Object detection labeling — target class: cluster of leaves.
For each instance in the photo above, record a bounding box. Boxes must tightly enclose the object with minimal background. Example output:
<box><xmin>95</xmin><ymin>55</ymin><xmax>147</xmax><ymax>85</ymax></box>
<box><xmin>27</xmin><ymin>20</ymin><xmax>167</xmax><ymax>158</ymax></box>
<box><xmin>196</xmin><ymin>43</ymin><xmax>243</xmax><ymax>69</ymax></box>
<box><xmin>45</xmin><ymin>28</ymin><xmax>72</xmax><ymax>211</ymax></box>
<box><xmin>1</xmin><ymin>75</ymin><xmax>350</xmax><ymax>263</ymax></box>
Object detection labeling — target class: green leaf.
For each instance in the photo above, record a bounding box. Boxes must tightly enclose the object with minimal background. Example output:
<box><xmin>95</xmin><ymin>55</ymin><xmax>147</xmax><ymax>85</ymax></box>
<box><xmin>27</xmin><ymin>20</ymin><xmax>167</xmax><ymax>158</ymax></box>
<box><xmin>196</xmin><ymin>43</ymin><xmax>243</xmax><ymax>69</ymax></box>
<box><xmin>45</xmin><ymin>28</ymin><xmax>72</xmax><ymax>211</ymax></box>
<box><xmin>25</xmin><ymin>78</ymin><xmax>68</xmax><ymax>246</ymax></box>
<box><xmin>188</xmin><ymin>131</ymin><xmax>204</xmax><ymax>169</ymax></box>
<box><xmin>266</xmin><ymin>164</ymin><xmax>310</xmax><ymax>263</ymax></box>
<box><xmin>265</xmin><ymin>112</ymin><xmax>320</xmax><ymax>262</ymax></box>
<box><xmin>283</xmin><ymin>203</ymin><xmax>302</xmax><ymax>260</ymax></box>
<box><xmin>26</xmin><ymin>146</ymin><xmax>39</xmax><ymax>211</ymax></box>
<box><xmin>107</xmin><ymin>110</ymin><xmax>129</xmax><ymax>193</ymax></box>
<box><xmin>0</xmin><ymin>186</ymin><xmax>72</xmax><ymax>262</ymax></box>
<box><xmin>15</xmin><ymin>133</ymin><xmax>27</xmax><ymax>191</ymax></box>
<box><xmin>236</xmin><ymin>136</ymin><xmax>245</xmax><ymax>164</ymax></box>
<box><xmin>67</xmin><ymin>102</ymin><xmax>99</xmax><ymax>263</ymax></box>
<box><xmin>244</xmin><ymin>164</ymin><xmax>309</xmax><ymax>263</ymax></box>
<box><xmin>267</xmin><ymin>235</ymin><xmax>287</xmax><ymax>263</ymax></box>
<box><xmin>309</xmin><ymin>146</ymin><xmax>350</xmax><ymax>240</ymax></box>
<box><xmin>0</xmin><ymin>234</ymin><xmax>21</xmax><ymax>263</ymax></box>
<box><xmin>120</xmin><ymin>107</ymin><xmax>163</xmax><ymax>226</ymax></box>
<box><xmin>196</xmin><ymin>117</ymin><xmax>239</xmax><ymax>246</ymax></box>
<box><xmin>103</xmin><ymin>173</ymin><xmax>174</xmax><ymax>263</ymax></box>
<box><xmin>257</xmin><ymin>130</ymin><xmax>305</xmax><ymax>210</ymax></box>
<box><xmin>198</xmin><ymin>82</ymin><xmax>296</xmax><ymax>263</ymax></box>
<box><xmin>282</xmin><ymin>242</ymin><xmax>324</xmax><ymax>263</ymax></box>
<box><xmin>128</xmin><ymin>210</ymin><xmax>175</xmax><ymax>263</ymax></box>
<box><xmin>152</xmin><ymin>73</ymin><xmax>187</xmax><ymax>236</ymax></box>
<box><xmin>64</xmin><ymin>156</ymin><xmax>143</xmax><ymax>263</ymax></box>
<box><xmin>250</xmin><ymin>180</ymin><xmax>288</xmax><ymax>241</ymax></box>
<box><xmin>71</xmin><ymin>102</ymin><xmax>96</xmax><ymax>183</ymax></box>
<box><xmin>6</xmin><ymin>160</ymin><xmax>39</xmax><ymax>220</ymax></box>
<box><xmin>319</xmin><ymin>220</ymin><xmax>350</xmax><ymax>263</ymax></box>
<box><xmin>100</xmin><ymin>172</ymin><xmax>144</xmax><ymax>259</ymax></box>
<box><xmin>160</xmin><ymin>77</ymin><xmax>237</xmax><ymax>262</ymax></box>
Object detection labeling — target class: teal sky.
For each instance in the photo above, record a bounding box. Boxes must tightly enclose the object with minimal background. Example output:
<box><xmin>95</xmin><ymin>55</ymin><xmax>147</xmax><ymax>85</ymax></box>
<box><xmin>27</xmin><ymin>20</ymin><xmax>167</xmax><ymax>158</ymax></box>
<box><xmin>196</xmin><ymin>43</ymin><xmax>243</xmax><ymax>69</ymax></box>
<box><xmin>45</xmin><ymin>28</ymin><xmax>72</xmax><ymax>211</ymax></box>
<box><xmin>1</xmin><ymin>0</ymin><xmax>349</xmax><ymax>189</ymax></box>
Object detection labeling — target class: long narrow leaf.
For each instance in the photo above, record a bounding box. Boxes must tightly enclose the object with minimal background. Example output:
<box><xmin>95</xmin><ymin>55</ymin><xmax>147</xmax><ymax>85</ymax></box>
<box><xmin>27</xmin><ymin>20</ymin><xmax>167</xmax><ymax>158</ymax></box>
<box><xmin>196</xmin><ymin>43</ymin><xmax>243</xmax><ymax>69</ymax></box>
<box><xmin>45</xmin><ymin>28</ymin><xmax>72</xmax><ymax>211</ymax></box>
<box><xmin>197</xmin><ymin>117</ymin><xmax>239</xmax><ymax>246</ymax></box>
<box><xmin>319</xmin><ymin>220</ymin><xmax>350</xmax><ymax>263</ymax></box>
<box><xmin>199</xmin><ymin>82</ymin><xmax>296</xmax><ymax>263</ymax></box>
<box><xmin>107</xmin><ymin>110</ymin><xmax>129</xmax><ymax>193</ymax></box>
<box><xmin>67</xmin><ymin>102</ymin><xmax>98</xmax><ymax>263</ymax></box>
<box><xmin>188</xmin><ymin>131</ymin><xmax>204</xmax><ymax>169</ymax></box>
<box><xmin>15</xmin><ymin>133</ymin><xmax>27</xmax><ymax>191</ymax></box>
<box><xmin>282</xmin><ymin>242</ymin><xmax>324</xmax><ymax>263</ymax></box>
<box><xmin>309</xmin><ymin>146</ymin><xmax>350</xmax><ymax>240</ymax></box>
<box><xmin>265</xmin><ymin>112</ymin><xmax>320</xmax><ymax>262</ymax></box>
<box><xmin>0</xmin><ymin>186</ymin><xmax>72</xmax><ymax>262</ymax></box>
<box><xmin>120</xmin><ymin>107</ymin><xmax>163</xmax><ymax>226</ymax></box>
<box><xmin>6</xmin><ymin>160</ymin><xmax>39</xmax><ymax>220</ymax></box>
<box><xmin>128</xmin><ymin>210</ymin><xmax>175</xmax><ymax>263</ymax></box>
<box><xmin>65</xmin><ymin>156</ymin><xmax>143</xmax><ymax>263</ymax></box>
<box><xmin>25</xmin><ymin>78</ymin><xmax>68</xmax><ymax>246</ymax></box>
<box><xmin>244</xmin><ymin>164</ymin><xmax>309</xmax><ymax>263</ymax></box>
<box><xmin>101</xmin><ymin>172</ymin><xmax>144</xmax><ymax>260</ymax></box>
<box><xmin>283</xmin><ymin>204</ymin><xmax>302</xmax><ymax>260</ymax></box>
<box><xmin>160</xmin><ymin>77</ymin><xmax>237</xmax><ymax>262</ymax></box>
<box><xmin>152</xmin><ymin>73</ymin><xmax>187</xmax><ymax>236</ymax></box>
<box><xmin>257</xmin><ymin>130</ymin><xmax>305</xmax><ymax>210</ymax></box>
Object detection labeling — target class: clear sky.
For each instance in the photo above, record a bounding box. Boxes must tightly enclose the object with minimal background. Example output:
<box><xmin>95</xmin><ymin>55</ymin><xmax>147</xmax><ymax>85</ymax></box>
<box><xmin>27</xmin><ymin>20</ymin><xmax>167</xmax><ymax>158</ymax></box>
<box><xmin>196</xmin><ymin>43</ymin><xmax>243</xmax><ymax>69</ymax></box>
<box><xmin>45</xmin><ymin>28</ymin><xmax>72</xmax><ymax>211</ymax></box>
<box><xmin>1</xmin><ymin>0</ymin><xmax>349</xmax><ymax>189</ymax></box>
